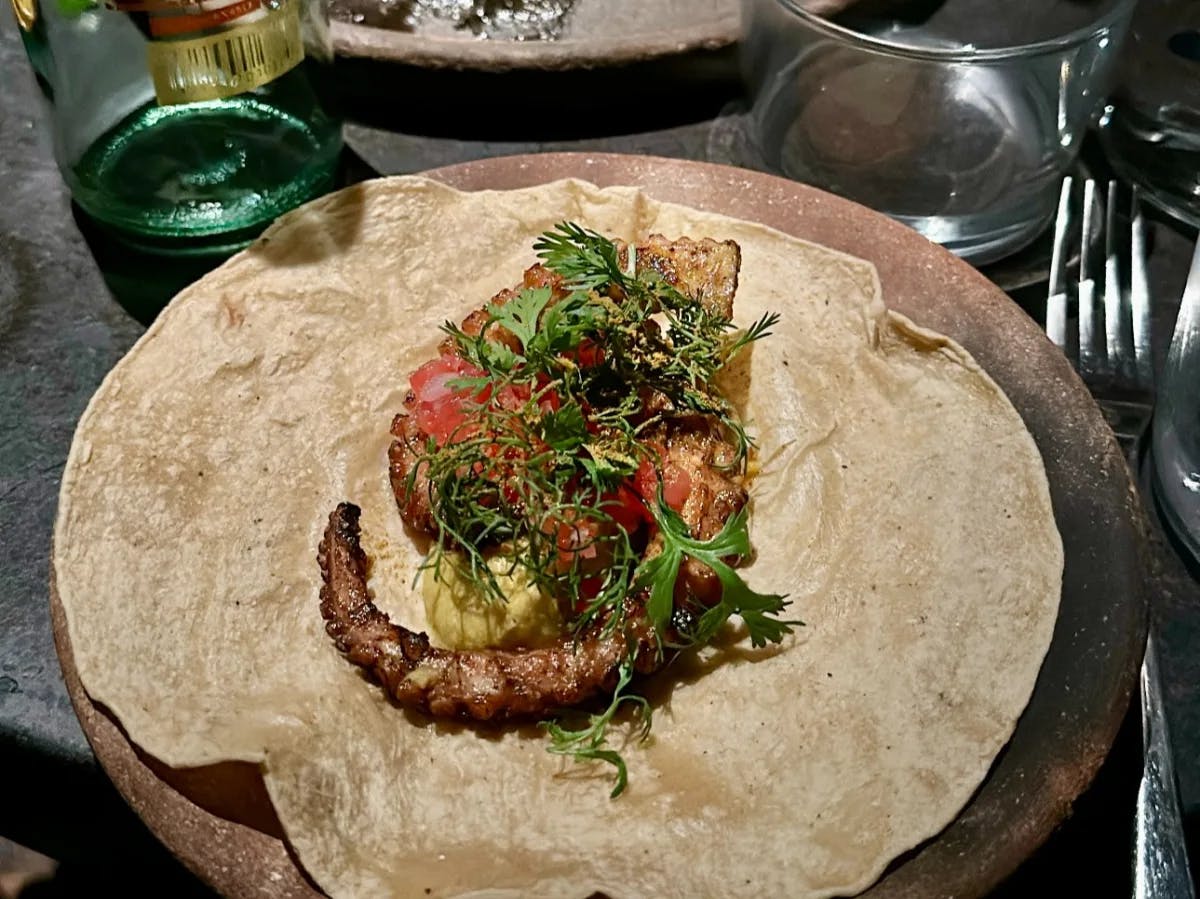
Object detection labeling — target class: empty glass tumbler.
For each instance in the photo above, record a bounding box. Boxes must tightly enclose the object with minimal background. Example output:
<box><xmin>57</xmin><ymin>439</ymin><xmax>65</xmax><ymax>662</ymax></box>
<box><xmin>1153</xmin><ymin>243</ymin><xmax>1200</xmax><ymax>564</ymax></box>
<box><xmin>741</xmin><ymin>0</ymin><xmax>1137</xmax><ymax>264</ymax></box>
<box><xmin>1098</xmin><ymin>0</ymin><xmax>1200</xmax><ymax>228</ymax></box>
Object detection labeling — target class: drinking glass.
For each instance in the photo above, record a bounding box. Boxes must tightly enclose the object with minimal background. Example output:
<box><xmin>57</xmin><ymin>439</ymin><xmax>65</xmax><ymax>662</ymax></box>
<box><xmin>740</xmin><ymin>0</ymin><xmax>1137</xmax><ymax>264</ymax></box>
<box><xmin>1152</xmin><ymin>243</ymin><xmax>1200</xmax><ymax>563</ymax></box>
<box><xmin>1098</xmin><ymin>0</ymin><xmax>1200</xmax><ymax>228</ymax></box>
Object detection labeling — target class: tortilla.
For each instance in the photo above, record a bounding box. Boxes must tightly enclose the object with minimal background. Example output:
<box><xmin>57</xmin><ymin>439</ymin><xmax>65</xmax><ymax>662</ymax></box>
<box><xmin>53</xmin><ymin>177</ymin><xmax>1062</xmax><ymax>898</ymax></box>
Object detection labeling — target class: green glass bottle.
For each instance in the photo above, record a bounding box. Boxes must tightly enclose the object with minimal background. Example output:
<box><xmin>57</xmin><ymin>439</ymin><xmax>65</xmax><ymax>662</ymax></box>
<box><xmin>17</xmin><ymin>0</ymin><xmax>342</xmax><ymax>253</ymax></box>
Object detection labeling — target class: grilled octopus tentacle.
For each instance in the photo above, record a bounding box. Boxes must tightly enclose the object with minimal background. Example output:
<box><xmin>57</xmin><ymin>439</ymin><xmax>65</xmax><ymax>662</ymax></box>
<box><xmin>318</xmin><ymin>503</ymin><xmax>661</xmax><ymax>722</ymax></box>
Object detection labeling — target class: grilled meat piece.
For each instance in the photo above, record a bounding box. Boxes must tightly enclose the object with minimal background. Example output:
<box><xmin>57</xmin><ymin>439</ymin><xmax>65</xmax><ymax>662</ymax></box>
<box><xmin>387</xmin><ymin>412</ymin><xmax>436</xmax><ymax>535</ymax></box>
<box><xmin>631</xmin><ymin>235</ymin><xmax>740</xmax><ymax>320</ymax></box>
<box><xmin>319</xmin><ymin>503</ymin><xmax>661</xmax><ymax>721</ymax></box>
<box><xmin>660</xmin><ymin>418</ymin><xmax>747</xmax><ymax>543</ymax></box>
<box><xmin>645</xmin><ymin>417</ymin><xmax>749</xmax><ymax>607</ymax></box>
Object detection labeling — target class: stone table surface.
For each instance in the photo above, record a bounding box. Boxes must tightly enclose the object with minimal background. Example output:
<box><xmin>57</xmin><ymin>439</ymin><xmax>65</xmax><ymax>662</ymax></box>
<box><xmin>3</xmin><ymin>6</ymin><xmax>1200</xmax><ymax>895</ymax></box>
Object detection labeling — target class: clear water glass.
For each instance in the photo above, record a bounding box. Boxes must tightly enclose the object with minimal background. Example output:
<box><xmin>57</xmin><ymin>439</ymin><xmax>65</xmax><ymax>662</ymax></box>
<box><xmin>1153</xmin><ymin>243</ymin><xmax>1200</xmax><ymax>563</ymax></box>
<box><xmin>741</xmin><ymin>0</ymin><xmax>1137</xmax><ymax>264</ymax></box>
<box><xmin>1098</xmin><ymin>0</ymin><xmax>1200</xmax><ymax>228</ymax></box>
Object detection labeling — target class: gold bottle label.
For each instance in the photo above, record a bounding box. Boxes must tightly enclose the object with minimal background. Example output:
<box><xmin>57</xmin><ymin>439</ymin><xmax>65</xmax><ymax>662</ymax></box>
<box><xmin>144</xmin><ymin>0</ymin><xmax>303</xmax><ymax>105</ymax></box>
<box><xmin>12</xmin><ymin>0</ymin><xmax>37</xmax><ymax>31</ymax></box>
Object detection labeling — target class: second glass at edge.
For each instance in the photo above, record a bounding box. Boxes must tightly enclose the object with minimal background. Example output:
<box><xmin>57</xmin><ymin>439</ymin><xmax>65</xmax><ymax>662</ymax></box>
<box><xmin>741</xmin><ymin>0</ymin><xmax>1137</xmax><ymax>265</ymax></box>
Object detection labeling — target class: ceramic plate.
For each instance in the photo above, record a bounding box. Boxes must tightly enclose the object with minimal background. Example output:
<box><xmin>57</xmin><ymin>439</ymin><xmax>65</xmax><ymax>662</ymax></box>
<box><xmin>52</xmin><ymin>153</ymin><xmax>1146</xmax><ymax>898</ymax></box>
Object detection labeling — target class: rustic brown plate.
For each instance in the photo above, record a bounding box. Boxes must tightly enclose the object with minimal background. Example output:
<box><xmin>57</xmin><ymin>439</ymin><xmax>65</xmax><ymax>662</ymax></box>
<box><xmin>52</xmin><ymin>153</ymin><xmax>1147</xmax><ymax>898</ymax></box>
<box><xmin>330</xmin><ymin>0</ymin><xmax>738</xmax><ymax>70</ymax></box>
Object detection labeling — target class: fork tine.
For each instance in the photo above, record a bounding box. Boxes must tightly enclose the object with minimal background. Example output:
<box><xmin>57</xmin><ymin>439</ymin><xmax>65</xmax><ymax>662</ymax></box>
<box><xmin>1130</xmin><ymin>188</ymin><xmax>1154</xmax><ymax>388</ymax></box>
<box><xmin>1078</xmin><ymin>180</ymin><xmax>1100</xmax><ymax>375</ymax></box>
<box><xmin>1047</xmin><ymin>177</ymin><xmax>1073</xmax><ymax>351</ymax></box>
<box><xmin>1104</xmin><ymin>180</ymin><xmax>1124</xmax><ymax>373</ymax></box>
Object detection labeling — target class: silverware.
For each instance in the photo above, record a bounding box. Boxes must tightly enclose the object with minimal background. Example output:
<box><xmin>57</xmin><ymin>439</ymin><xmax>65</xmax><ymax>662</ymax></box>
<box><xmin>1046</xmin><ymin>176</ymin><xmax>1195</xmax><ymax>899</ymax></box>
<box><xmin>1138</xmin><ymin>630</ymin><xmax>1194</xmax><ymax>899</ymax></box>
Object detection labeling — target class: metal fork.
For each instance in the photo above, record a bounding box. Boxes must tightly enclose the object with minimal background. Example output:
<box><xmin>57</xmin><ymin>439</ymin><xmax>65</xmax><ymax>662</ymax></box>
<box><xmin>1046</xmin><ymin>177</ymin><xmax>1194</xmax><ymax>899</ymax></box>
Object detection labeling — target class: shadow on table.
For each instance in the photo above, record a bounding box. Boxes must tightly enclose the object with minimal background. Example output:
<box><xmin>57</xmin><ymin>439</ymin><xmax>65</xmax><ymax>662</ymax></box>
<box><xmin>71</xmin><ymin>145</ymin><xmax>380</xmax><ymax>327</ymax></box>
<box><xmin>0</xmin><ymin>739</ymin><xmax>215</xmax><ymax>898</ymax></box>
<box><xmin>990</xmin><ymin>699</ymin><xmax>1141</xmax><ymax>896</ymax></box>
<box><xmin>9</xmin><ymin>862</ymin><xmax>214</xmax><ymax>899</ymax></box>
<box><xmin>992</xmin><ymin>688</ymin><xmax>1200</xmax><ymax>895</ymax></box>
<box><xmin>328</xmin><ymin>49</ymin><xmax>741</xmax><ymax>143</ymax></box>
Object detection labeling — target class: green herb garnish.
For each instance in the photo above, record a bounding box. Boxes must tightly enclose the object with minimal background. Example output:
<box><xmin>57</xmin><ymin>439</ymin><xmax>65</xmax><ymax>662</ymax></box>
<box><xmin>636</xmin><ymin>499</ymin><xmax>799</xmax><ymax>648</ymax></box>
<box><xmin>544</xmin><ymin>659</ymin><xmax>651</xmax><ymax>798</ymax></box>
<box><xmin>414</xmin><ymin>222</ymin><xmax>796</xmax><ymax>795</ymax></box>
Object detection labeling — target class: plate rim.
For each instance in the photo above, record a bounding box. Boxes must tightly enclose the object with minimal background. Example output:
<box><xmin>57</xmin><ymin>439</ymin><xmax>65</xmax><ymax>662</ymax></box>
<box><xmin>330</xmin><ymin>11</ymin><xmax>740</xmax><ymax>71</ymax></box>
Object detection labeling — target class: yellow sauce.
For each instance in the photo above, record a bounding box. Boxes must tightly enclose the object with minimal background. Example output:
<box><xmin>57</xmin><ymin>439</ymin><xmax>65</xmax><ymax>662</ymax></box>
<box><xmin>420</xmin><ymin>551</ymin><xmax>563</xmax><ymax>650</ymax></box>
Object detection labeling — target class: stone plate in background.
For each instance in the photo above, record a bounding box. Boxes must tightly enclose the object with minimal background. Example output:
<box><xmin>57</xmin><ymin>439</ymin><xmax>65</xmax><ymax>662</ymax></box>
<box><xmin>330</xmin><ymin>0</ymin><xmax>739</xmax><ymax>70</ymax></box>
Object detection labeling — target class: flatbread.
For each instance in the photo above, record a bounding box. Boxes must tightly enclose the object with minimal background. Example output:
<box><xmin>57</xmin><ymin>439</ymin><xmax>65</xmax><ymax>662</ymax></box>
<box><xmin>53</xmin><ymin>177</ymin><xmax>1062</xmax><ymax>898</ymax></box>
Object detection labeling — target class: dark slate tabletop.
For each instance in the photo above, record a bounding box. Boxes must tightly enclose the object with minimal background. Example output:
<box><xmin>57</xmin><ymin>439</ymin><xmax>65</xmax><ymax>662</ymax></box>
<box><xmin>3</xmin><ymin>6</ymin><xmax>1200</xmax><ymax>894</ymax></box>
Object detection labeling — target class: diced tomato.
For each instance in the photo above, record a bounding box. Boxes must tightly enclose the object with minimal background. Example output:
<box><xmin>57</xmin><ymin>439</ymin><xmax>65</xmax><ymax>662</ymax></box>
<box><xmin>633</xmin><ymin>456</ymin><xmax>692</xmax><ymax>513</ymax></box>
<box><xmin>596</xmin><ymin>484</ymin><xmax>648</xmax><ymax>537</ymax></box>
<box><xmin>409</xmin><ymin>354</ymin><xmax>485</xmax><ymax>445</ymax></box>
<box><xmin>407</xmin><ymin>352</ymin><xmax>567</xmax><ymax>449</ymax></box>
<box><xmin>556</xmin><ymin>521</ymin><xmax>599</xmax><ymax>559</ymax></box>
<box><xmin>492</xmin><ymin>383</ymin><xmax>526</xmax><ymax>411</ymax></box>
<box><xmin>410</xmin><ymin>353</ymin><xmax>475</xmax><ymax>399</ymax></box>
<box><xmin>574</xmin><ymin>339</ymin><xmax>604</xmax><ymax>368</ymax></box>
<box><xmin>662</xmin><ymin>465</ymin><xmax>692</xmax><ymax>511</ymax></box>
<box><xmin>415</xmin><ymin>401</ymin><xmax>467</xmax><ymax>445</ymax></box>
<box><xmin>533</xmin><ymin>374</ymin><xmax>561</xmax><ymax>414</ymax></box>
<box><xmin>576</xmin><ymin>577</ymin><xmax>604</xmax><ymax>612</ymax></box>
<box><xmin>633</xmin><ymin>458</ymin><xmax>657</xmax><ymax>502</ymax></box>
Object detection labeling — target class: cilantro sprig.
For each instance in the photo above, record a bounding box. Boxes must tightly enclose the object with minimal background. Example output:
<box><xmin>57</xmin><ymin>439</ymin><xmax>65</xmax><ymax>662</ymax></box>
<box><xmin>533</xmin><ymin>222</ymin><xmax>627</xmax><ymax>290</ymax></box>
<box><xmin>635</xmin><ymin>498</ymin><xmax>799</xmax><ymax>648</ymax></box>
<box><xmin>544</xmin><ymin>659</ymin><xmax>651</xmax><ymax>798</ymax></box>
<box><xmin>445</xmin><ymin>285</ymin><xmax>608</xmax><ymax>383</ymax></box>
